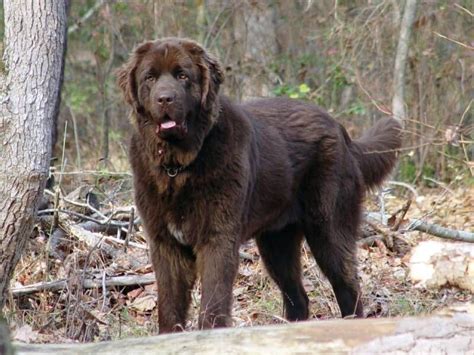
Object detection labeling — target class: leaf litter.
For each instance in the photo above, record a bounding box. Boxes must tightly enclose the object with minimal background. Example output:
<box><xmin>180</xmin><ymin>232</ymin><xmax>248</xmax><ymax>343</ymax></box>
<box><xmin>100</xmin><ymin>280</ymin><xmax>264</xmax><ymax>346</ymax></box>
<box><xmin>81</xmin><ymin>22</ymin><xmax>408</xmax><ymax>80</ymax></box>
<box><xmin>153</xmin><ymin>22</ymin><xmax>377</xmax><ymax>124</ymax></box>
<box><xmin>5</xmin><ymin>179</ymin><xmax>473</xmax><ymax>343</ymax></box>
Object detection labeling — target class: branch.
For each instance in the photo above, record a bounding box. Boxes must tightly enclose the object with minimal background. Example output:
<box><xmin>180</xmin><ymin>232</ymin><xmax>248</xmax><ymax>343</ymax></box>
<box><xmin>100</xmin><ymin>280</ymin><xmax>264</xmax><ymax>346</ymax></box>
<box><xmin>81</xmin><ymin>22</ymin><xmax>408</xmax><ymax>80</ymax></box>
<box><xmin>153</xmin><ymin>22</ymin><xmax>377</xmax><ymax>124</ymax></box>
<box><xmin>433</xmin><ymin>31</ymin><xmax>474</xmax><ymax>51</ymax></box>
<box><xmin>366</xmin><ymin>212</ymin><xmax>474</xmax><ymax>243</ymax></box>
<box><xmin>406</xmin><ymin>219</ymin><xmax>474</xmax><ymax>243</ymax></box>
<box><xmin>10</xmin><ymin>273</ymin><xmax>155</xmax><ymax>297</ymax></box>
<box><xmin>40</xmin><ymin>216</ymin><xmax>147</xmax><ymax>269</ymax></box>
<box><xmin>38</xmin><ymin>208</ymin><xmax>138</xmax><ymax>228</ymax></box>
<box><xmin>387</xmin><ymin>180</ymin><xmax>419</xmax><ymax>199</ymax></box>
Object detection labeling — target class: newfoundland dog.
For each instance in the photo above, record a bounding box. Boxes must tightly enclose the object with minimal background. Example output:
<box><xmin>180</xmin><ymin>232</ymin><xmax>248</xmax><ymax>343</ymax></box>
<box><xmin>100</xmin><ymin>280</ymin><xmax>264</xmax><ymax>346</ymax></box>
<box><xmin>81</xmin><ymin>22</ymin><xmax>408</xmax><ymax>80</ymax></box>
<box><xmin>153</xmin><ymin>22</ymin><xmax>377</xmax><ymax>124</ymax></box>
<box><xmin>116</xmin><ymin>37</ymin><xmax>401</xmax><ymax>333</ymax></box>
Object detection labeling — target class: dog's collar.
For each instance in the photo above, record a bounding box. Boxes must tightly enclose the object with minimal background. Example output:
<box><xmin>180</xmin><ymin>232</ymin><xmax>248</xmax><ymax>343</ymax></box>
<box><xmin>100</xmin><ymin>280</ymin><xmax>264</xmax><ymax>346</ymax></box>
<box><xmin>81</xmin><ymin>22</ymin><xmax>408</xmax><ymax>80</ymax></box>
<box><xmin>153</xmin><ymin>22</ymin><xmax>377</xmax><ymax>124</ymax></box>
<box><xmin>161</xmin><ymin>164</ymin><xmax>186</xmax><ymax>178</ymax></box>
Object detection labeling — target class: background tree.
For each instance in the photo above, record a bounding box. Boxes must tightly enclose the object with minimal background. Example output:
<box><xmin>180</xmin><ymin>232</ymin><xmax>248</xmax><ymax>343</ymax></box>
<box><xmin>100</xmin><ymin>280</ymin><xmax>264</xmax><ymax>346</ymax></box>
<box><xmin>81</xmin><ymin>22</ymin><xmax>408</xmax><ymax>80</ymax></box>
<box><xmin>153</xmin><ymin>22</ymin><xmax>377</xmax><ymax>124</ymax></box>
<box><xmin>392</xmin><ymin>0</ymin><xmax>419</xmax><ymax>126</ymax></box>
<box><xmin>0</xmin><ymin>1</ymin><xmax>68</xmax><ymax>310</ymax></box>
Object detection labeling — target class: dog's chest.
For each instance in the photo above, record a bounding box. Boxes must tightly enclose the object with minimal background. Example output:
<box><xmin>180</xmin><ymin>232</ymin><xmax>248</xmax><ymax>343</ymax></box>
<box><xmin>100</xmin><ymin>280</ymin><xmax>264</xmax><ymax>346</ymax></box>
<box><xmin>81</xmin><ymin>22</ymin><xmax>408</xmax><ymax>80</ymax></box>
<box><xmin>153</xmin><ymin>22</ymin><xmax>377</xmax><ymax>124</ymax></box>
<box><xmin>163</xmin><ymin>187</ymin><xmax>207</xmax><ymax>246</ymax></box>
<box><xmin>167</xmin><ymin>221</ymin><xmax>188</xmax><ymax>245</ymax></box>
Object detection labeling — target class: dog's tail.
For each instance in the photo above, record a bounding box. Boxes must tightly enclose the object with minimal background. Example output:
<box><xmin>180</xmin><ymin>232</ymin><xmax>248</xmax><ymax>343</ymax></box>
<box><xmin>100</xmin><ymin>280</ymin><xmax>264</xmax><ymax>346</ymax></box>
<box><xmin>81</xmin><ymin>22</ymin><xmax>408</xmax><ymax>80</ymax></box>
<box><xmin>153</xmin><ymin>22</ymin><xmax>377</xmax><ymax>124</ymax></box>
<box><xmin>350</xmin><ymin>117</ymin><xmax>402</xmax><ymax>189</ymax></box>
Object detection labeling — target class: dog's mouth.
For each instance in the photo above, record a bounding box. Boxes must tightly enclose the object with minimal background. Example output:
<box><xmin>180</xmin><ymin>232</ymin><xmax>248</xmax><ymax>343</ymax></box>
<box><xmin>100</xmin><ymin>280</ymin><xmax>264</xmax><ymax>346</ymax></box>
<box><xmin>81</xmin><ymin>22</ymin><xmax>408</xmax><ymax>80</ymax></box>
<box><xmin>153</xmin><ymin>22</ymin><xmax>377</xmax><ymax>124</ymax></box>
<box><xmin>156</xmin><ymin>114</ymin><xmax>187</xmax><ymax>139</ymax></box>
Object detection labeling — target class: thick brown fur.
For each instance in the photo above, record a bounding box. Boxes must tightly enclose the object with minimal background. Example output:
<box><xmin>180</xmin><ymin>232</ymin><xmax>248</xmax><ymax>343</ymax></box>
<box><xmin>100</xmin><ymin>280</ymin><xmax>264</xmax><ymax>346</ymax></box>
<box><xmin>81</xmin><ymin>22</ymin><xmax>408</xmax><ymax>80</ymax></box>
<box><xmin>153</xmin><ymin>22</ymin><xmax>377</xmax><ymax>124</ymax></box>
<box><xmin>116</xmin><ymin>38</ymin><xmax>402</xmax><ymax>333</ymax></box>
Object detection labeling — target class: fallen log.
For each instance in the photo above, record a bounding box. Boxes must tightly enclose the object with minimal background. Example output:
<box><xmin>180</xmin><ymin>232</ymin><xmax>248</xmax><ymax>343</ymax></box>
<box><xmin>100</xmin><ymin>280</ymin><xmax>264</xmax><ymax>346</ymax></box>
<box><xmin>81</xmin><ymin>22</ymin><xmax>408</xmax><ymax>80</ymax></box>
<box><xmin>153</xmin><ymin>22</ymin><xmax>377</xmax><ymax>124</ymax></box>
<box><xmin>13</xmin><ymin>307</ymin><xmax>474</xmax><ymax>354</ymax></box>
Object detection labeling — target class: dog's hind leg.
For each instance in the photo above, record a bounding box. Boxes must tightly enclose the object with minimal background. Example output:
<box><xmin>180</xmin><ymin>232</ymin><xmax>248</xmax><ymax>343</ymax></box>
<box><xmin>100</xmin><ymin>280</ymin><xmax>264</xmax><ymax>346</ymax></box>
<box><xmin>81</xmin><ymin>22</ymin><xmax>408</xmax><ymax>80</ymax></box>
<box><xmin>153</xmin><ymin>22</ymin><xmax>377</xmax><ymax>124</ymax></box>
<box><xmin>302</xmin><ymin>190</ymin><xmax>364</xmax><ymax>318</ymax></box>
<box><xmin>256</xmin><ymin>224</ymin><xmax>309</xmax><ymax>321</ymax></box>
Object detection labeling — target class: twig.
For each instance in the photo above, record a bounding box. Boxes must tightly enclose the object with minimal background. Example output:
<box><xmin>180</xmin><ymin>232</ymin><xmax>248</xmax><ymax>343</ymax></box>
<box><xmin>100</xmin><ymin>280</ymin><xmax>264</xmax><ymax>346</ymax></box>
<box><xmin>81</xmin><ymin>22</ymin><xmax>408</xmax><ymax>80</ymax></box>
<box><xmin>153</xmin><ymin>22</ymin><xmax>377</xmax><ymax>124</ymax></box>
<box><xmin>11</xmin><ymin>273</ymin><xmax>156</xmax><ymax>297</ymax></box>
<box><xmin>422</xmin><ymin>177</ymin><xmax>455</xmax><ymax>196</ymax></box>
<box><xmin>387</xmin><ymin>180</ymin><xmax>419</xmax><ymax>199</ymax></box>
<box><xmin>102</xmin><ymin>271</ymin><xmax>107</xmax><ymax>311</ymax></box>
<box><xmin>52</xmin><ymin>170</ymin><xmax>132</xmax><ymax>177</ymax></box>
<box><xmin>354</xmin><ymin>70</ymin><xmax>392</xmax><ymax>116</ymax></box>
<box><xmin>67</xmin><ymin>219</ymin><xmax>147</xmax><ymax>251</ymax></box>
<box><xmin>365</xmin><ymin>220</ymin><xmax>387</xmax><ymax>237</ymax></box>
<box><xmin>52</xmin><ymin>189</ymin><xmax>60</xmax><ymax>229</ymax></box>
<box><xmin>365</xmin><ymin>220</ymin><xmax>393</xmax><ymax>249</ymax></box>
<box><xmin>458</xmin><ymin>99</ymin><xmax>472</xmax><ymax>126</ymax></box>
<box><xmin>124</xmin><ymin>207</ymin><xmax>135</xmax><ymax>252</ymax></box>
<box><xmin>68</xmin><ymin>0</ymin><xmax>106</xmax><ymax>34</ymax></box>
<box><xmin>406</xmin><ymin>219</ymin><xmax>474</xmax><ymax>243</ymax></box>
<box><xmin>58</xmin><ymin>121</ymin><xmax>68</xmax><ymax>188</ymax></box>
<box><xmin>41</xmin><ymin>215</ymin><xmax>147</xmax><ymax>269</ymax></box>
<box><xmin>44</xmin><ymin>188</ymin><xmax>139</xmax><ymax>234</ymax></box>
<box><xmin>390</xmin><ymin>199</ymin><xmax>412</xmax><ymax>231</ymax></box>
<box><xmin>44</xmin><ymin>188</ymin><xmax>107</xmax><ymax>220</ymax></box>
<box><xmin>68</xmin><ymin>104</ymin><xmax>82</xmax><ymax>169</ymax></box>
<box><xmin>433</xmin><ymin>31</ymin><xmax>474</xmax><ymax>50</ymax></box>
<box><xmin>239</xmin><ymin>251</ymin><xmax>258</xmax><ymax>262</ymax></box>
<box><xmin>366</xmin><ymin>212</ymin><xmax>474</xmax><ymax>243</ymax></box>
<box><xmin>101</xmin><ymin>235</ymin><xmax>147</xmax><ymax>250</ymax></box>
<box><xmin>38</xmin><ymin>208</ymin><xmax>138</xmax><ymax>228</ymax></box>
<box><xmin>358</xmin><ymin>234</ymin><xmax>384</xmax><ymax>248</ymax></box>
<box><xmin>459</xmin><ymin>100</ymin><xmax>474</xmax><ymax>177</ymax></box>
<box><xmin>454</xmin><ymin>3</ymin><xmax>474</xmax><ymax>17</ymax></box>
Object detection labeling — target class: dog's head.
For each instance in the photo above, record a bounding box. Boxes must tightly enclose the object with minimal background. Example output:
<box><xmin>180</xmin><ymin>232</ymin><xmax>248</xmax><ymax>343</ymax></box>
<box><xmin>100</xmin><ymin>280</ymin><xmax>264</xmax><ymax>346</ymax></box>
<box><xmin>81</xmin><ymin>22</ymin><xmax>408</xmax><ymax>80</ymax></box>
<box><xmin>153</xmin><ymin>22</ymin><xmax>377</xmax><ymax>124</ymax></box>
<box><xmin>116</xmin><ymin>38</ymin><xmax>223</xmax><ymax>145</ymax></box>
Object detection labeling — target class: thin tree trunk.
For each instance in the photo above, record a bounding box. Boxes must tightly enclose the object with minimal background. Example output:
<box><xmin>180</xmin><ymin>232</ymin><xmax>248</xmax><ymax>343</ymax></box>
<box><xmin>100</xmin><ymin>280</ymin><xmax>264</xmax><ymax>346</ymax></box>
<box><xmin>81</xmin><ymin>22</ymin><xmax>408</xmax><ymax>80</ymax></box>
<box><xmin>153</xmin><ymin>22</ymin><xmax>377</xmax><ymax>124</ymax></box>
<box><xmin>0</xmin><ymin>1</ymin><xmax>68</xmax><ymax>310</ymax></box>
<box><xmin>97</xmin><ymin>2</ymin><xmax>115</xmax><ymax>167</ymax></box>
<box><xmin>391</xmin><ymin>0</ymin><xmax>418</xmax><ymax>127</ymax></box>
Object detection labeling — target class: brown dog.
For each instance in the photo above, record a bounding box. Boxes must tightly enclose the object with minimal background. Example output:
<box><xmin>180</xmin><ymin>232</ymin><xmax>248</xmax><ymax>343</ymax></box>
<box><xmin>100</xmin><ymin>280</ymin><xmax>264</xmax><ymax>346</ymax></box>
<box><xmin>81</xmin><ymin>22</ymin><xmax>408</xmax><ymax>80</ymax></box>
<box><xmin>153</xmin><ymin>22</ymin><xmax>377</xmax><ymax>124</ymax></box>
<box><xmin>116</xmin><ymin>38</ymin><xmax>401</xmax><ymax>333</ymax></box>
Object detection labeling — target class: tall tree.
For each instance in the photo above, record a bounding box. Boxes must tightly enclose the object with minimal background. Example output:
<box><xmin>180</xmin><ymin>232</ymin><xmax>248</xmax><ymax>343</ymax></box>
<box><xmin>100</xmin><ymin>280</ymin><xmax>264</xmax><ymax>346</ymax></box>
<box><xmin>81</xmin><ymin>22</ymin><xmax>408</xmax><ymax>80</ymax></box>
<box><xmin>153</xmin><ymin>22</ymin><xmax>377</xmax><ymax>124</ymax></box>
<box><xmin>391</xmin><ymin>0</ymin><xmax>419</xmax><ymax>127</ymax></box>
<box><xmin>0</xmin><ymin>1</ymin><xmax>68</xmax><ymax>310</ymax></box>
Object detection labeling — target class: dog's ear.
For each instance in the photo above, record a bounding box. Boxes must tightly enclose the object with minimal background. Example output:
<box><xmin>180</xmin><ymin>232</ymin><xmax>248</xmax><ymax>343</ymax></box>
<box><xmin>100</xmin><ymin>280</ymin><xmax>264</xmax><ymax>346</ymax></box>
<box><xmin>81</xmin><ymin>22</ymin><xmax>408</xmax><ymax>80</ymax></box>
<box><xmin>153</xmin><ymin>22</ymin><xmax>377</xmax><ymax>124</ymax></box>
<box><xmin>199</xmin><ymin>51</ymin><xmax>224</xmax><ymax>109</ymax></box>
<box><xmin>183</xmin><ymin>41</ymin><xmax>224</xmax><ymax>110</ymax></box>
<box><xmin>116</xmin><ymin>41</ymin><xmax>153</xmax><ymax>109</ymax></box>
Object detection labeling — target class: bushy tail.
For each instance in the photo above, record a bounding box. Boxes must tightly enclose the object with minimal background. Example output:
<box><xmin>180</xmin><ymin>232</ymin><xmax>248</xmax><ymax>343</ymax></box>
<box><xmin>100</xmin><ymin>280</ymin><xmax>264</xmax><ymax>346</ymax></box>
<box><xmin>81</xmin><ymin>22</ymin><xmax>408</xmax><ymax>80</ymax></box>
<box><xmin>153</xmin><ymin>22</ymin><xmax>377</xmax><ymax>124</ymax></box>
<box><xmin>351</xmin><ymin>117</ymin><xmax>402</xmax><ymax>189</ymax></box>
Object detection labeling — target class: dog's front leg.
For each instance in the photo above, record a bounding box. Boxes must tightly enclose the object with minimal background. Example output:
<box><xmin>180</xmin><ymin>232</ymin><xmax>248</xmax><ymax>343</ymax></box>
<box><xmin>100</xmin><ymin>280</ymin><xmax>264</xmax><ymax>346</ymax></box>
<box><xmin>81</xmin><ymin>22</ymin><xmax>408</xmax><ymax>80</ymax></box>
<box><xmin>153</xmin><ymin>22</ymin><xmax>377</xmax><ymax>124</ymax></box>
<box><xmin>196</xmin><ymin>237</ymin><xmax>239</xmax><ymax>329</ymax></box>
<box><xmin>149</xmin><ymin>239</ymin><xmax>197</xmax><ymax>334</ymax></box>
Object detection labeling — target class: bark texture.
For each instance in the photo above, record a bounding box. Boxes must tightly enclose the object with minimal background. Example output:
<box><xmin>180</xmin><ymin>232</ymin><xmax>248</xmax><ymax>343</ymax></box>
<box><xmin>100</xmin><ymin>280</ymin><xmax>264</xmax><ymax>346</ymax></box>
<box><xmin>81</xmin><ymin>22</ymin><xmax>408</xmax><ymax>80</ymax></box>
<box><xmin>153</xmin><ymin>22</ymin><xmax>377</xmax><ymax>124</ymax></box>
<box><xmin>0</xmin><ymin>1</ymin><xmax>67</xmax><ymax>310</ymax></box>
<box><xmin>232</xmin><ymin>2</ymin><xmax>278</xmax><ymax>99</ymax></box>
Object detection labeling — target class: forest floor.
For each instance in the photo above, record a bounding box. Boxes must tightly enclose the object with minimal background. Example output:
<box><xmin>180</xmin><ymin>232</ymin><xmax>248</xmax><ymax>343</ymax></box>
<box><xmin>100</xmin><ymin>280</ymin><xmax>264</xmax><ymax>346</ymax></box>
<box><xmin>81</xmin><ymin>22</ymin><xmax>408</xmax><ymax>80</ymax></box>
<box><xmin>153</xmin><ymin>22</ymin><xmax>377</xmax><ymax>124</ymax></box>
<box><xmin>5</xmin><ymin>173</ymin><xmax>473</xmax><ymax>344</ymax></box>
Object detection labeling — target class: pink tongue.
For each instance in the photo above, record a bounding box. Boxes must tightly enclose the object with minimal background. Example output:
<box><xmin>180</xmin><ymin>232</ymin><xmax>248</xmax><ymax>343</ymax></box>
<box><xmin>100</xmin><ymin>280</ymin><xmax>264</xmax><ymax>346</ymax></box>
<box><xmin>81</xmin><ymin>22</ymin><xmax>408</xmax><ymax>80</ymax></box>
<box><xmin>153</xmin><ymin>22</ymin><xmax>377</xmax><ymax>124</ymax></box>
<box><xmin>161</xmin><ymin>121</ymin><xmax>177</xmax><ymax>129</ymax></box>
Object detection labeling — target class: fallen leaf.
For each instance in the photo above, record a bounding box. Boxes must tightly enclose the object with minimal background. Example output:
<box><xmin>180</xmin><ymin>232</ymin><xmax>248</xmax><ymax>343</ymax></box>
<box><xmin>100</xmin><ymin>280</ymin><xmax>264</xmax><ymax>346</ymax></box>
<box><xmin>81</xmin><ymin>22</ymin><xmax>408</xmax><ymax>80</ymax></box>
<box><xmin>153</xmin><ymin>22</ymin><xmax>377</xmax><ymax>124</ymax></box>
<box><xmin>129</xmin><ymin>295</ymin><xmax>157</xmax><ymax>312</ymax></box>
<box><xmin>127</xmin><ymin>287</ymin><xmax>143</xmax><ymax>300</ymax></box>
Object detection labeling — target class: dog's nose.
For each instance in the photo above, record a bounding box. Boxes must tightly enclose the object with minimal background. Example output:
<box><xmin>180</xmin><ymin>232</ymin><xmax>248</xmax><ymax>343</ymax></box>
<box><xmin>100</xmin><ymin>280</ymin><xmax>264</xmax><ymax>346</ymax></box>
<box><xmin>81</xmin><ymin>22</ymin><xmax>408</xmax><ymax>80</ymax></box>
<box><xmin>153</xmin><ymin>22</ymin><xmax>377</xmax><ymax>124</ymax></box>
<box><xmin>157</xmin><ymin>93</ymin><xmax>175</xmax><ymax>105</ymax></box>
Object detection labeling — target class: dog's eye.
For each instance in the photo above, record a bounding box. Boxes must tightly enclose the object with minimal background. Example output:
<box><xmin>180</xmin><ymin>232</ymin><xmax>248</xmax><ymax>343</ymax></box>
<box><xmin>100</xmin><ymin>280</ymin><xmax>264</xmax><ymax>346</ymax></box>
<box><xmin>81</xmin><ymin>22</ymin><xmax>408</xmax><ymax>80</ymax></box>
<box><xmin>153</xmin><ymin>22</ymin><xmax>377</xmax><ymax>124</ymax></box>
<box><xmin>177</xmin><ymin>72</ymin><xmax>188</xmax><ymax>81</ymax></box>
<box><xmin>145</xmin><ymin>74</ymin><xmax>155</xmax><ymax>82</ymax></box>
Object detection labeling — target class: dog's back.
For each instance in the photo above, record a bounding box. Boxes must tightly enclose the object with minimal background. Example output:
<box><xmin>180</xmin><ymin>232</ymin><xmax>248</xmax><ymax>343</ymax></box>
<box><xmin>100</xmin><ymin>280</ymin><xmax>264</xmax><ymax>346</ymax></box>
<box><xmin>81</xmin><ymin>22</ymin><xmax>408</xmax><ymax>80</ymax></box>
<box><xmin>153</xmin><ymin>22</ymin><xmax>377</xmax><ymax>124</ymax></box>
<box><xmin>243</xmin><ymin>97</ymin><xmax>401</xmax><ymax>192</ymax></box>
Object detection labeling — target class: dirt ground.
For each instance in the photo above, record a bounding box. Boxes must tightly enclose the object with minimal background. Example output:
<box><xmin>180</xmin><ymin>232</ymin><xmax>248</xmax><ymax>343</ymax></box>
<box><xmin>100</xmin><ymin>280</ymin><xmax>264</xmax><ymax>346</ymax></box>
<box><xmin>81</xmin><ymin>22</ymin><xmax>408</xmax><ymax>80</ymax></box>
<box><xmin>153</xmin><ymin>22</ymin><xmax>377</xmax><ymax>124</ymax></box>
<box><xmin>5</xmin><ymin>179</ymin><xmax>473</xmax><ymax>344</ymax></box>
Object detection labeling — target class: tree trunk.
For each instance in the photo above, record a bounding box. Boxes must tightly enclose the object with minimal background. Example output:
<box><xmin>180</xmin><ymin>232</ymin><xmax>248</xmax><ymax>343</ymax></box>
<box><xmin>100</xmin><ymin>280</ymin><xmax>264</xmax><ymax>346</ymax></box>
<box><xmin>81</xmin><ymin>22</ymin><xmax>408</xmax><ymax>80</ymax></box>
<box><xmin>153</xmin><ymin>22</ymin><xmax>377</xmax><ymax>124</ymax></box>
<box><xmin>13</xmin><ymin>309</ymin><xmax>474</xmax><ymax>354</ymax></box>
<box><xmin>0</xmin><ymin>1</ymin><xmax>68</xmax><ymax>310</ymax></box>
<box><xmin>232</xmin><ymin>1</ymin><xmax>279</xmax><ymax>99</ymax></box>
<box><xmin>391</xmin><ymin>0</ymin><xmax>418</xmax><ymax>127</ymax></box>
